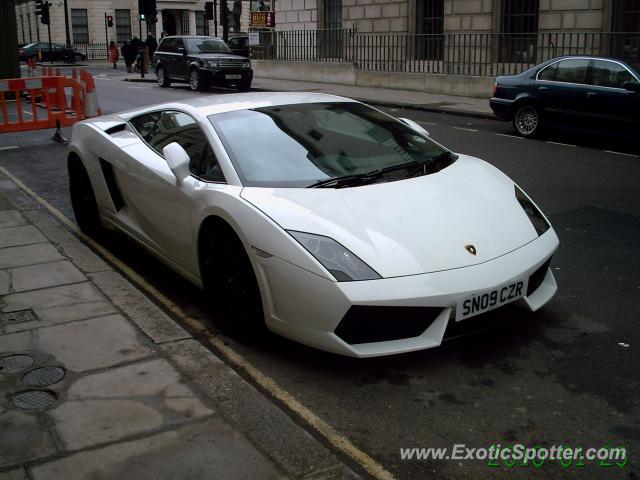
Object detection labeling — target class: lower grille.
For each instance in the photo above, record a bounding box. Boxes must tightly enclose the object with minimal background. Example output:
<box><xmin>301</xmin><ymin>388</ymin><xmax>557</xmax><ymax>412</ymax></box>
<box><xmin>334</xmin><ymin>306</ymin><xmax>442</xmax><ymax>345</ymax></box>
<box><xmin>527</xmin><ymin>257</ymin><xmax>552</xmax><ymax>296</ymax></box>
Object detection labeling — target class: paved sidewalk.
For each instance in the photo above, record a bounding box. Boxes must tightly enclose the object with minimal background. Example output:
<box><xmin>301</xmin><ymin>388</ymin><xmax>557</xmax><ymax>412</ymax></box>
<box><xmin>0</xmin><ymin>173</ymin><xmax>358</xmax><ymax>480</ymax></box>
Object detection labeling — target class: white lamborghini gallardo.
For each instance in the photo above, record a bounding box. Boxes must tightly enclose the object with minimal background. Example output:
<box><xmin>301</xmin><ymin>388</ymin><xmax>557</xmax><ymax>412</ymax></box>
<box><xmin>67</xmin><ymin>92</ymin><xmax>559</xmax><ymax>357</ymax></box>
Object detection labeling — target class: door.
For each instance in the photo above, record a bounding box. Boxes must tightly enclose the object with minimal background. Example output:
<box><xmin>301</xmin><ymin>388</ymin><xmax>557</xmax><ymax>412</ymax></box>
<box><xmin>585</xmin><ymin>59</ymin><xmax>640</xmax><ymax>133</ymax></box>
<box><xmin>172</xmin><ymin>37</ymin><xmax>189</xmax><ymax>80</ymax></box>
<box><xmin>536</xmin><ymin>58</ymin><xmax>591</xmax><ymax>126</ymax></box>
<box><xmin>114</xmin><ymin>110</ymin><xmax>204</xmax><ymax>274</ymax></box>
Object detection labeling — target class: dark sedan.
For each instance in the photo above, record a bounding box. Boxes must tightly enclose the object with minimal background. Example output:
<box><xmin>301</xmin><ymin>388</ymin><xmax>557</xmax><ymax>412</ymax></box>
<box><xmin>18</xmin><ymin>42</ymin><xmax>87</xmax><ymax>63</ymax></box>
<box><xmin>153</xmin><ymin>36</ymin><xmax>253</xmax><ymax>92</ymax></box>
<box><xmin>490</xmin><ymin>56</ymin><xmax>640</xmax><ymax>137</ymax></box>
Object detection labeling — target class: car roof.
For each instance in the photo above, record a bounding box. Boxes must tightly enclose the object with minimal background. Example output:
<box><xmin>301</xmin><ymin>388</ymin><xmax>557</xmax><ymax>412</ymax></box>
<box><xmin>112</xmin><ymin>92</ymin><xmax>358</xmax><ymax>121</ymax></box>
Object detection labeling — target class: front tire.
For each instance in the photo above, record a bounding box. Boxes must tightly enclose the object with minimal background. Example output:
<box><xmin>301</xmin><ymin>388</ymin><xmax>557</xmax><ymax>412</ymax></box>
<box><xmin>68</xmin><ymin>157</ymin><xmax>101</xmax><ymax>235</ymax></box>
<box><xmin>200</xmin><ymin>227</ymin><xmax>266</xmax><ymax>339</ymax></box>
<box><xmin>513</xmin><ymin>103</ymin><xmax>542</xmax><ymax>138</ymax></box>
<box><xmin>189</xmin><ymin>68</ymin><xmax>206</xmax><ymax>91</ymax></box>
<box><xmin>237</xmin><ymin>80</ymin><xmax>251</xmax><ymax>92</ymax></box>
<box><xmin>157</xmin><ymin>65</ymin><xmax>171</xmax><ymax>88</ymax></box>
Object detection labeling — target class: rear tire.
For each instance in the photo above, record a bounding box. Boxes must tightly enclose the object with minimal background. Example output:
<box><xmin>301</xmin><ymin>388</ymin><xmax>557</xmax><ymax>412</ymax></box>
<box><xmin>68</xmin><ymin>157</ymin><xmax>102</xmax><ymax>235</ymax></box>
<box><xmin>156</xmin><ymin>65</ymin><xmax>171</xmax><ymax>88</ymax></box>
<box><xmin>513</xmin><ymin>103</ymin><xmax>542</xmax><ymax>138</ymax></box>
<box><xmin>200</xmin><ymin>225</ymin><xmax>266</xmax><ymax>340</ymax></box>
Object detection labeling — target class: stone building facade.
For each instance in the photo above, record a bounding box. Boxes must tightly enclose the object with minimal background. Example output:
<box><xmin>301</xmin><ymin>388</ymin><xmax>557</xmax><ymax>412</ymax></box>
<box><xmin>15</xmin><ymin>0</ymin><xmax>250</xmax><ymax>45</ymax></box>
<box><xmin>274</xmin><ymin>0</ymin><xmax>636</xmax><ymax>34</ymax></box>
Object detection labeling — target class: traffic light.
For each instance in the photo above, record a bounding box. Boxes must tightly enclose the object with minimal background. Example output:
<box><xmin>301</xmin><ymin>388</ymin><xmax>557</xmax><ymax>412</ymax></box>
<box><xmin>106</xmin><ymin>15</ymin><xmax>114</xmax><ymax>28</ymax></box>
<box><xmin>205</xmin><ymin>2</ymin><xmax>214</xmax><ymax>20</ymax></box>
<box><xmin>35</xmin><ymin>0</ymin><xmax>44</xmax><ymax>16</ymax></box>
<box><xmin>40</xmin><ymin>2</ymin><xmax>50</xmax><ymax>25</ymax></box>
<box><xmin>139</xmin><ymin>0</ymin><xmax>157</xmax><ymax>18</ymax></box>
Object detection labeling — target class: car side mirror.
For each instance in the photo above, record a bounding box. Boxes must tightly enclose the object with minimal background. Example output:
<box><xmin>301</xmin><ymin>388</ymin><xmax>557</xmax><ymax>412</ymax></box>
<box><xmin>177</xmin><ymin>47</ymin><xmax>187</xmax><ymax>56</ymax></box>
<box><xmin>398</xmin><ymin>117</ymin><xmax>430</xmax><ymax>137</ymax></box>
<box><xmin>163</xmin><ymin>142</ymin><xmax>191</xmax><ymax>186</ymax></box>
<box><xmin>623</xmin><ymin>81</ymin><xmax>640</xmax><ymax>93</ymax></box>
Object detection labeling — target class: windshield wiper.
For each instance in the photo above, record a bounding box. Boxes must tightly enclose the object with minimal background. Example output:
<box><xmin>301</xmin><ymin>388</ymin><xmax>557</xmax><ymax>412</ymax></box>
<box><xmin>307</xmin><ymin>170</ymin><xmax>383</xmax><ymax>188</ymax></box>
<box><xmin>405</xmin><ymin>152</ymin><xmax>457</xmax><ymax>178</ymax></box>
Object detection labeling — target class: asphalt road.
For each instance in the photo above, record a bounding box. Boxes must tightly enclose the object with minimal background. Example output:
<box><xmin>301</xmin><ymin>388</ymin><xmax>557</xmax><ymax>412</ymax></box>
<box><xmin>1</xmin><ymin>66</ymin><xmax>638</xmax><ymax>480</ymax></box>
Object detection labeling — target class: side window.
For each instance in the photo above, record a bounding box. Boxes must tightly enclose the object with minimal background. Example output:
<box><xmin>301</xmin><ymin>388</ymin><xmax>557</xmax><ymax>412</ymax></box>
<box><xmin>589</xmin><ymin>60</ymin><xmax>638</xmax><ymax>88</ymax></box>
<box><xmin>129</xmin><ymin>111</ymin><xmax>163</xmax><ymax>143</ymax></box>
<box><xmin>228</xmin><ymin>38</ymin><xmax>238</xmax><ymax>48</ymax></box>
<box><xmin>148</xmin><ymin>111</ymin><xmax>225</xmax><ymax>182</ymax></box>
<box><xmin>174</xmin><ymin>38</ymin><xmax>185</xmax><ymax>52</ymax></box>
<box><xmin>538</xmin><ymin>62</ymin><xmax>558</xmax><ymax>81</ymax></box>
<box><xmin>554</xmin><ymin>59</ymin><xmax>590</xmax><ymax>84</ymax></box>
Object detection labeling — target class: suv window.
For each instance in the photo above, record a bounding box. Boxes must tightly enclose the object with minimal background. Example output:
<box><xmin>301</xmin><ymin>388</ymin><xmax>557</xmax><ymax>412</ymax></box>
<box><xmin>174</xmin><ymin>38</ymin><xmax>185</xmax><ymax>50</ymax></box>
<box><xmin>132</xmin><ymin>111</ymin><xmax>225</xmax><ymax>182</ymax></box>
<box><xmin>554</xmin><ymin>59</ymin><xmax>590</xmax><ymax>84</ymax></box>
<box><xmin>157</xmin><ymin>38</ymin><xmax>172</xmax><ymax>52</ymax></box>
<box><xmin>589</xmin><ymin>60</ymin><xmax>638</xmax><ymax>88</ymax></box>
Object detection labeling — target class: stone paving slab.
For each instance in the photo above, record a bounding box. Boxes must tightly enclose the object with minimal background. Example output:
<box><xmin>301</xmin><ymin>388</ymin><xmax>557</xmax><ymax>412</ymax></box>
<box><xmin>0</xmin><ymin>469</ymin><xmax>28</xmax><ymax>480</ymax></box>
<box><xmin>30</xmin><ymin>418</ymin><xmax>287</xmax><ymax>480</ymax></box>
<box><xmin>0</xmin><ymin>225</ymin><xmax>47</xmax><ymax>249</ymax></box>
<box><xmin>0</xmin><ymin>243</ymin><xmax>64</xmax><ymax>269</ymax></box>
<box><xmin>9</xmin><ymin>260</ymin><xmax>86</xmax><ymax>292</ymax></box>
<box><xmin>89</xmin><ymin>271</ymin><xmax>191</xmax><ymax>344</ymax></box>
<box><xmin>0</xmin><ymin>410</ymin><xmax>57</xmax><ymax>469</ymax></box>
<box><xmin>0</xmin><ymin>211</ymin><xmax>27</xmax><ymax>229</ymax></box>
<box><xmin>0</xmin><ymin>315</ymin><xmax>154</xmax><ymax>373</ymax></box>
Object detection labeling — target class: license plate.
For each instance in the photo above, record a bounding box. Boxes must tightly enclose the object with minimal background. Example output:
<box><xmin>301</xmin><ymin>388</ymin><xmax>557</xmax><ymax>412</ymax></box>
<box><xmin>456</xmin><ymin>278</ymin><xmax>528</xmax><ymax>321</ymax></box>
<box><xmin>225</xmin><ymin>74</ymin><xmax>241</xmax><ymax>79</ymax></box>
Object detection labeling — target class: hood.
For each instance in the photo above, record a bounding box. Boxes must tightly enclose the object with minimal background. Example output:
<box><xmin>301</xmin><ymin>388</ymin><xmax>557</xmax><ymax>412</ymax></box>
<box><xmin>240</xmin><ymin>155</ymin><xmax>539</xmax><ymax>278</ymax></box>
<box><xmin>192</xmin><ymin>53</ymin><xmax>246</xmax><ymax>60</ymax></box>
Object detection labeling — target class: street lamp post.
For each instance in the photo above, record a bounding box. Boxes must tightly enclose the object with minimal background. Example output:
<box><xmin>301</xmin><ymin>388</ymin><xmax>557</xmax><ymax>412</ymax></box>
<box><xmin>63</xmin><ymin>0</ymin><xmax>71</xmax><ymax>47</ymax></box>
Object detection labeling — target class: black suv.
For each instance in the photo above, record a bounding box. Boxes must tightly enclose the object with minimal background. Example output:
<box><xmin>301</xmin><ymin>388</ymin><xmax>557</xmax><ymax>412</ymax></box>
<box><xmin>153</xmin><ymin>36</ymin><xmax>253</xmax><ymax>92</ymax></box>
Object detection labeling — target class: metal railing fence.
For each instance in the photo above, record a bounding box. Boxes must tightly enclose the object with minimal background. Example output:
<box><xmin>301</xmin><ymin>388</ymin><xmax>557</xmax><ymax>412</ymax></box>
<box><xmin>250</xmin><ymin>30</ymin><xmax>640</xmax><ymax>77</ymax></box>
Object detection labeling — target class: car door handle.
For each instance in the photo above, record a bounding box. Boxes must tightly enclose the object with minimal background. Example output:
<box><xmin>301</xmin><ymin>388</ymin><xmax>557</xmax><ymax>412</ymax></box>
<box><xmin>587</xmin><ymin>92</ymin><xmax>597</xmax><ymax>98</ymax></box>
<box><xmin>538</xmin><ymin>86</ymin><xmax>548</xmax><ymax>91</ymax></box>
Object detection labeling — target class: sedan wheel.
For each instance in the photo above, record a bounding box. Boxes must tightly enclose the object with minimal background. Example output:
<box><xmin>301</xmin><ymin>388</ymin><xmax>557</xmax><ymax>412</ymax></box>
<box><xmin>513</xmin><ymin>104</ymin><xmax>541</xmax><ymax>138</ymax></box>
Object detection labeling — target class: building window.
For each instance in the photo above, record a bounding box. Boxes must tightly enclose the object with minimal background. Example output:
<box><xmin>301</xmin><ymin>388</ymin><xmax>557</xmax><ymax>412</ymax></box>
<box><xmin>19</xmin><ymin>15</ymin><xmax>25</xmax><ymax>44</ymax></box>
<box><xmin>196</xmin><ymin>11</ymin><xmax>207</xmax><ymax>35</ymax></box>
<box><xmin>611</xmin><ymin>0</ymin><xmax>640</xmax><ymax>63</ymax></box>
<box><xmin>499</xmin><ymin>0</ymin><xmax>539</xmax><ymax>62</ymax></box>
<box><xmin>181</xmin><ymin>10</ymin><xmax>190</xmax><ymax>35</ymax></box>
<box><xmin>27</xmin><ymin>13</ymin><xmax>33</xmax><ymax>43</ymax></box>
<box><xmin>324</xmin><ymin>0</ymin><xmax>342</xmax><ymax>29</ymax></box>
<box><xmin>71</xmin><ymin>9</ymin><xmax>89</xmax><ymax>44</ymax></box>
<box><xmin>115</xmin><ymin>9</ymin><xmax>132</xmax><ymax>43</ymax></box>
<box><xmin>416</xmin><ymin>0</ymin><xmax>443</xmax><ymax>60</ymax></box>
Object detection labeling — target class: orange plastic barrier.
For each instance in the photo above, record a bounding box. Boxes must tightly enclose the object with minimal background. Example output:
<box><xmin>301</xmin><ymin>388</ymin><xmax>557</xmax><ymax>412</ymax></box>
<box><xmin>0</xmin><ymin>76</ymin><xmax>86</xmax><ymax>134</ymax></box>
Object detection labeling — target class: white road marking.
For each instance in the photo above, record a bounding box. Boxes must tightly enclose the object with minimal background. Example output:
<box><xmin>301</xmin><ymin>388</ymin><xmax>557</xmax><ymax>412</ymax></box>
<box><xmin>495</xmin><ymin>133</ymin><xmax>523</xmax><ymax>139</ymax></box>
<box><xmin>417</xmin><ymin>121</ymin><xmax>436</xmax><ymax>126</ymax></box>
<box><xmin>546</xmin><ymin>141</ymin><xmax>575</xmax><ymax>147</ymax></box>
<box><xmin>603</xmin><ymin>150</ymin><xmax>638</xmax><ymax>158</ymax></box>
<box><xmin>0</xmin><ymin>165</ymin><xmax>396</xmax><ymax>480</ymax></box>
<box><xmin>453</xmin><ymin>126</ymin><xmax>478</xmax><ymax>132</ymax></box>
<box><xmin>0</xmin><ymin>146</ymin><xmax>19</xmax><ymax>151</ymax></box>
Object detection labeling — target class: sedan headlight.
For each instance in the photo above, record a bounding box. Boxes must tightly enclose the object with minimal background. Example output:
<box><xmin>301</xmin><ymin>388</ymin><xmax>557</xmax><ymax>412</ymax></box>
<box><xmin>515</xmin><ymin>185</ymin><xmax>550</xmax><ymax>236</ymax></box>
<box><xmin>242</xmin><ymin>60</ymin><xmax>251</xmax><ymax>68</ymax></box>
<box><xmin>288</xmin><ymin>231</ymin><xmax>381</xmax><ymax>282</ymax></box>
<box><xmin>204</xmin><ymin>59</ymin><xmax>219</xmax><ymax>68</ymax></box>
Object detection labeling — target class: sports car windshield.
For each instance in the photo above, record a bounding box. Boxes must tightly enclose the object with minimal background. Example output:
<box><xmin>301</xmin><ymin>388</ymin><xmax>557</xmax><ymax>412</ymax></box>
<box><xmin>208</xmin><ymin>102</ymin><xmax>454</xmax><ymax>188</ymax></box>
<box><xmin>185</xmin><ymin>38</ymin><xmax>231</xmax><ymax>54</ymax></box>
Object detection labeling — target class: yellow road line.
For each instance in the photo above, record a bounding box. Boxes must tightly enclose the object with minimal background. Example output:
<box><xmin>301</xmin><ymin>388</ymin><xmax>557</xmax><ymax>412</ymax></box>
<box><xmin>0</xmin><ymin>165</ymin><xmax>396</xmax><ymax>480</ymax></box>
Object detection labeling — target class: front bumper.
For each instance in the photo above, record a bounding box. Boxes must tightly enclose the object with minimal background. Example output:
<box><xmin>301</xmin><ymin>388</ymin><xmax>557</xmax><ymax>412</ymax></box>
<box><xmin>489</xmin><ymin>97</ymin><xmax>516</xmax><ymax>121</ymax></box>
<box><xmin>254</xmin><ymin>228</ymin><xmax>559</xmax><ymax>358</ymax></box>
<box><xmin>200</xmin><ymin>67</ymin><xmax>253</xmax><ymax>85</ymax></box>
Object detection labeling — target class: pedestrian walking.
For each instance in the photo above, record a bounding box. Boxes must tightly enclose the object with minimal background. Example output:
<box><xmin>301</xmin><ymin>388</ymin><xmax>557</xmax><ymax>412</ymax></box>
<box><xmin>108</xmin><ymin>41</ymin><xmax>119</xmax><ymax>69</ymax></box>
<box><xmin>146</xmin><ymin>33</ymin><xmax>158</xmax><ymax>59</ymax></box>
<box><xmin>131</xmin><ymin>37</ymin><xmax>141</xmax><ymax>72</ymax></box>
<box><xmin>121</xmin><ymin>41</ymin><xmax>134</xmax><ymax>73</ymax></box>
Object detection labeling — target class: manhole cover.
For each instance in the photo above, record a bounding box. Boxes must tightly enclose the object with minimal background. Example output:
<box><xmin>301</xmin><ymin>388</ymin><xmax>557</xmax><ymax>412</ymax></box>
<box><xmin>11</xmin><ymin>390</ymin><xmax>57</xmax><ymax>410</ymax></box>
<box><xmin>23</xmin><ymin>367</ymin><xmax>65</xmax><ymax>387</ymax></box>
<box><xmin>0</xmin><ymin>354</ymin><xmax>35</xmax><ymax>374</ymax></box>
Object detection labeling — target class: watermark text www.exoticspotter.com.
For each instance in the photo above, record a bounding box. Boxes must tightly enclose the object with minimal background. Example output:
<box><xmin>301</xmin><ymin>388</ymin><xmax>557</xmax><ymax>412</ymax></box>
<box><xmin>400</xmin><ymin>444</ymin><xmax>628</xmax><ymax>468</ymax></box>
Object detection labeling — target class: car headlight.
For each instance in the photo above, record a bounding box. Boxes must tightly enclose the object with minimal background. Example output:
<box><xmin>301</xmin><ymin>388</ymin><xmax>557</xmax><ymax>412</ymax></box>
<box><xmin>242</xmin><ymin>60</ymin><xmax>251</xmax><ymax>68</ymax></box>
<box><xmin>288</xmin><ymin>231</ymin><xmax>381</xmax><ymax>282</ymax></box>
<box><xmin>204</xmin><ymin>59</ymin><xmax>219</xmax><ymax>68</ymax></box>
<box><xmin>515</xmin><ymin>185</ymin><xmax>550</xmax><ymax>236</ymax></box>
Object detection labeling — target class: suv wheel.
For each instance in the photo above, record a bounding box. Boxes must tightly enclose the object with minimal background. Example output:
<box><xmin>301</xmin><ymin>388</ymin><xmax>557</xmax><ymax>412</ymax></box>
<box><xmin>189</xmin><ymin>68</ymin><xmax>205</xmax><ymax>91</ymax></box>
<box><xmin>237</xmin><ymin>80</ymin><xmax>251</xmax><ymax>92</ymax></box>
<box><xmin>157</xmin><ymin>66</ymin><xmax>171</xmax><ymax>88</ymax></box>
<box><xmin>513</xmin><ymin>104</ymin><xmax>542</xmax><ymax>138</ymax></box>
